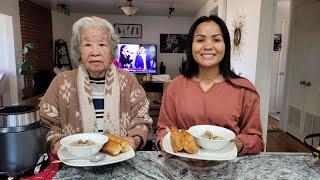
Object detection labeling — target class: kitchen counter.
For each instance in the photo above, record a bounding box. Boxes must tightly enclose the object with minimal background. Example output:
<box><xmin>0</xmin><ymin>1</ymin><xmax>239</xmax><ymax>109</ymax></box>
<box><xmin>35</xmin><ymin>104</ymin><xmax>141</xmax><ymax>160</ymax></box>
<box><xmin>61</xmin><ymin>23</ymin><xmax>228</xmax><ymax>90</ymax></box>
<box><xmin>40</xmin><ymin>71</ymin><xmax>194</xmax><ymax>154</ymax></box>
<box><xmin>53</xmin><ymin>151</ymin><xmax>320</xmax><ymax>179</ymax></box>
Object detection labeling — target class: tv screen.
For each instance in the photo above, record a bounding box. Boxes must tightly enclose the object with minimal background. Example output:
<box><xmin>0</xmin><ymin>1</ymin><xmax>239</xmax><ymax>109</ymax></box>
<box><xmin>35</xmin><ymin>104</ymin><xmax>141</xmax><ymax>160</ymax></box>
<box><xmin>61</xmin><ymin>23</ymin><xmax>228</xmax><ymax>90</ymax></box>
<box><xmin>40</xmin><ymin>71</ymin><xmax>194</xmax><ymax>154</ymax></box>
<box><xmin>114</xmin><ymin>43</ymin><xmax>157</xmax><ymax>74</ymax></box>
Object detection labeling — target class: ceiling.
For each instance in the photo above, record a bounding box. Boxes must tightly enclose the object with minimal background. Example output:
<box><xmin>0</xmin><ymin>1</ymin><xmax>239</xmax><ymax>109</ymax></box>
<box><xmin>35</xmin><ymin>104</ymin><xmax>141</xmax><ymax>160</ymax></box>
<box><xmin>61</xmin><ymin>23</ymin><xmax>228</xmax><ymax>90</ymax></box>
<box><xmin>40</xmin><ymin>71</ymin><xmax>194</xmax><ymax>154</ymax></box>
<box><xmin>29</xmin><ymin>0</ymin><xmax>209</xmax><ymax>17</ymax></box>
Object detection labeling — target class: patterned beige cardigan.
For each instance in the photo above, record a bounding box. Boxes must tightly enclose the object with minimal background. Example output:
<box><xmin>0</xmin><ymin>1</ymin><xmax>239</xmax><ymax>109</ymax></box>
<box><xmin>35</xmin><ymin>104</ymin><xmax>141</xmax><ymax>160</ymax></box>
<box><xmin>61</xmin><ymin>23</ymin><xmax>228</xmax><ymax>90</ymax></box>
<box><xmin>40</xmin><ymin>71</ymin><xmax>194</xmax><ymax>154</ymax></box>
<box><xmin>39</xmin><ymin>63</ymin><xmax>152</xmax><ymax>151</ymax></box>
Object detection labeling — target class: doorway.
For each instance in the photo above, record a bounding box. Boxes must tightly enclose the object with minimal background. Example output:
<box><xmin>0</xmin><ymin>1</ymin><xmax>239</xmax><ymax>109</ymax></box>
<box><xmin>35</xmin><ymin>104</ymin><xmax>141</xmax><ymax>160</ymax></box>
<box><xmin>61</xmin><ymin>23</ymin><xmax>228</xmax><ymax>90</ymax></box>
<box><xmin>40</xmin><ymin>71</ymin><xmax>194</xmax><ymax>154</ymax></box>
<box><xmin>284</xmin><ymin>0</ymin><xmax>320</xmax><ymax>141</ymax></box>
<box><xmin>268</xmin><ymin>0</ymin><xmax>291</xmax><ymax>124</ymax></box>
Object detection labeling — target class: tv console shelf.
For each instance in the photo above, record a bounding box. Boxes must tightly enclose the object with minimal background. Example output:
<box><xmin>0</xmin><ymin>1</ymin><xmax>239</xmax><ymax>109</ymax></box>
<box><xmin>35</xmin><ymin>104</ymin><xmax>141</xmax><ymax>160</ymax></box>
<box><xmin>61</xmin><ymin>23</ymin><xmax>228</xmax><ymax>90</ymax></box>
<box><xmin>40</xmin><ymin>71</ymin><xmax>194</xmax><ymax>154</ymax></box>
<box><xmin>142</xmin><ymin>81</ymin><xmax>164</xmax><ymax>93</ymax></box>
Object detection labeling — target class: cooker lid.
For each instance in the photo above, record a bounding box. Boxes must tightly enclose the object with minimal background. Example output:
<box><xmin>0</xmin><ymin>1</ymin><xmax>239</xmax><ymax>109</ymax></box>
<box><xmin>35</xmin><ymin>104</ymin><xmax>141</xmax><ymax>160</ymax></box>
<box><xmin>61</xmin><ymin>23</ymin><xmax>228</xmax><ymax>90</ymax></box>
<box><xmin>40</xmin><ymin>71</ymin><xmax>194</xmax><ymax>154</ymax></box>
<box><xmin>0</xmin><ymin>105</ymin><xmax>40</xmax><ymax>127</ymax></box>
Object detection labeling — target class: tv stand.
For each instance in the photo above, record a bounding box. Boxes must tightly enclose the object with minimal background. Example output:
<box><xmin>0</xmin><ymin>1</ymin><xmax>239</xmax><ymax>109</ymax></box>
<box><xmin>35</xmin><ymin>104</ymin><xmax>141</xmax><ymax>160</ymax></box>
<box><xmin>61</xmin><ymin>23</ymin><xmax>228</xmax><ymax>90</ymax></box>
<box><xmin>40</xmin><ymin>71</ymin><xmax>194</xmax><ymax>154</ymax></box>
<box><xmin>142</xmin><ymin>81</ymin><xmax>164</xmax><ymax>92</ymax></box>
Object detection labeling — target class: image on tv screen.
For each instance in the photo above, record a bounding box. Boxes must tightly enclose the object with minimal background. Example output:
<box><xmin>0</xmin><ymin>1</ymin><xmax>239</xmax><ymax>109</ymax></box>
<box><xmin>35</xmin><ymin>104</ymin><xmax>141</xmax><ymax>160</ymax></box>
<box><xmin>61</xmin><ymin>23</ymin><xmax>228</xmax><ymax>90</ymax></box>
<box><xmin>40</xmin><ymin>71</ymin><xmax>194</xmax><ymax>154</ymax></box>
<box><xmin>113</xmin><ymin>43</ymin><xmax>157</xmax><ymax>74</ymax></box>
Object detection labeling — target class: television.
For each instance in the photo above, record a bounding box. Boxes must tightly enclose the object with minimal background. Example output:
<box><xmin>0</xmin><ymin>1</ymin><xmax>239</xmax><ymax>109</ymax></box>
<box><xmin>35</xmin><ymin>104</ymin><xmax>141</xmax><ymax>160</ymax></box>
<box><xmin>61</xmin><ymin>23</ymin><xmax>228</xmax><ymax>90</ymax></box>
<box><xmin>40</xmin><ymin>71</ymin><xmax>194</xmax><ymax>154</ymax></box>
<box><xmin>114</xmin><ymin>43</ymin><xmax>157</xmax><ymax>74</ymax></box>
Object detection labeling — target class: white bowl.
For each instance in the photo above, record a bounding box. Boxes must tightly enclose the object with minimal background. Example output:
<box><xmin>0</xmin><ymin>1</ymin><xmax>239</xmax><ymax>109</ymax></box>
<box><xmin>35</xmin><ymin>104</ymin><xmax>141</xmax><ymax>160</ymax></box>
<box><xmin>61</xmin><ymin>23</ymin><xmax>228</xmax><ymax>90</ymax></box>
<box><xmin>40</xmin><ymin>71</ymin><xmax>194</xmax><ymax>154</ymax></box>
<box><xmin>60</xmin><ymin>133</ymin><xmax>108</xmax><ymax>158</ymax></box>
<box><xmin>188</xmin><ymin>125</ymin><xmax>236</xmax><ymax>151</ymax></box>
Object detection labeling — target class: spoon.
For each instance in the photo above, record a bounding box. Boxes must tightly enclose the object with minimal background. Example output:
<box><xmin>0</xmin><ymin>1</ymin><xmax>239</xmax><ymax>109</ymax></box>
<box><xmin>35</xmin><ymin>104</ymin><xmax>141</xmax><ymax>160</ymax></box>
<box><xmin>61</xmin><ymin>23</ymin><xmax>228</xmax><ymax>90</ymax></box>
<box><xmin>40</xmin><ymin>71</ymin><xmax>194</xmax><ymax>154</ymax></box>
<box><xmin>52</xmin><ymin>153</ymin><xmax>106</xmax><ymax>163</ymax></box>
<box><xmin>231</xmin><ymin>139</ymin><xmax>243</xmax><ymax>144</ymax></box>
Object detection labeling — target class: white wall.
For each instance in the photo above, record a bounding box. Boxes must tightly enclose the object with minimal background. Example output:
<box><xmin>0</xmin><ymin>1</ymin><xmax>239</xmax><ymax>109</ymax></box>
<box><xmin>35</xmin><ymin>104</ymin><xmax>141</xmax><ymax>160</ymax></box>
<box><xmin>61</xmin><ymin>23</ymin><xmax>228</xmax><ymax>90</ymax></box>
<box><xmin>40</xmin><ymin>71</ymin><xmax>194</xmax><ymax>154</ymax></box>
<box><xmin>195</xmin><ymin>0</ymin><xmax>227</xmax><ymax>20</ymax></box>
<box><xmin>226</xmin><ymin>0</ymin><xmax>276</xmax><ymax>144</ymax></box>
<box><xmin>52</xmin><ymin>12</ymin><xmax>194</xmax><ymax>79</ymax></box>
<box><xmin>227</xmin><ymin>0</ymin><xmax>262</xmax><ymax>84</ymax></box>
<box><xmin>0</xmin><ymin>14</ymin><xmax>12</xmax><ymax>106</ymax></box>
<box><xmin>0</xmin><ymin>0</ymin><xmax>23</xmax><ymax>105</ymax></box>
<box><xmin>269</xmin><ymin>0</ymin><xmax>290</xmax><ymax>113</ymax></box>
<box><xmin>225</xmin><ymin>0</ymin><xmax>276</xmax><ymax>144</ymax></box>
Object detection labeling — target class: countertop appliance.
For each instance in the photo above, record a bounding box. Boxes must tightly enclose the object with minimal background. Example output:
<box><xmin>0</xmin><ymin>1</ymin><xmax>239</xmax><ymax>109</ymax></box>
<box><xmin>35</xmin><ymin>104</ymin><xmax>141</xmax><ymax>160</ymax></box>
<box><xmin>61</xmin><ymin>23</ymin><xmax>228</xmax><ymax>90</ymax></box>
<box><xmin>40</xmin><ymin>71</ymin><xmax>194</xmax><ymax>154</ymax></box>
<box><xmin>0</xmin><ymin>105</ymin><xmax>51</xmax><ymax>177</ymax></box>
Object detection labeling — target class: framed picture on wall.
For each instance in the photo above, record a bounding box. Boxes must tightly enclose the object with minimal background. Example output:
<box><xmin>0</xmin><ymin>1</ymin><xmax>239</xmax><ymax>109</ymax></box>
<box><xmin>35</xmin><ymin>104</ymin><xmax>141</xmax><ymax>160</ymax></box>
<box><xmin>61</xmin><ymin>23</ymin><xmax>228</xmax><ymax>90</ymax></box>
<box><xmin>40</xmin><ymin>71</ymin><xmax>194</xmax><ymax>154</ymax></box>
<box><xmin>273</xmin><ymin>34</ymin><xmax>282</xmax><ymax>51</ymax></box>
<box><xmin>160</xmin><ymin>34</ymin><xmax>188</xmax><ymax>53</ymax></box>
<box><xmin>114</xmin><ymin>23</ymin><xmax>142</xmax><ymax>38</ymax></box>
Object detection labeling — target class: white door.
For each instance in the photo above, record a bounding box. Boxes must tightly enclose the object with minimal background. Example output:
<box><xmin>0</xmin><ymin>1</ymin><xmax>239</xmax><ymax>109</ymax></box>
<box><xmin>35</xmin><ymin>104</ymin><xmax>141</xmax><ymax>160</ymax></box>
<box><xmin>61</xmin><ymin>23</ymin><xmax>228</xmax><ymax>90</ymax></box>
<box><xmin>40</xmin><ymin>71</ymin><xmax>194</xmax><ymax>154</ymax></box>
<box><xmin>302</xmin><ymin>30</ymin><xmax>320</xmax><ymax>139</ymax></box>
<box><xmin>287</xmin><ymin>0</ymin><xmax>320</xmax><ymax>141</ymax></box>
<box><xmin>275</xmin><ymin>19</ymin><xmax>289</xmax><ymax>114</ymax></box>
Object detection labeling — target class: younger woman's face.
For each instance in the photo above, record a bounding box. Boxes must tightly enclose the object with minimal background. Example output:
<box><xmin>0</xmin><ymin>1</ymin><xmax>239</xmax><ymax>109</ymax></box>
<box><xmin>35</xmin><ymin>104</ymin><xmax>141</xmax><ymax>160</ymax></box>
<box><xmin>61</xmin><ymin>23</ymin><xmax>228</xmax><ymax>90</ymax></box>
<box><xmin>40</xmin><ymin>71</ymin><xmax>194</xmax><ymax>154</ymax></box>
<box><xmin>192</xmin><ymin>21</ymin><xmax>225</xmax><ymax>69</ymax></box>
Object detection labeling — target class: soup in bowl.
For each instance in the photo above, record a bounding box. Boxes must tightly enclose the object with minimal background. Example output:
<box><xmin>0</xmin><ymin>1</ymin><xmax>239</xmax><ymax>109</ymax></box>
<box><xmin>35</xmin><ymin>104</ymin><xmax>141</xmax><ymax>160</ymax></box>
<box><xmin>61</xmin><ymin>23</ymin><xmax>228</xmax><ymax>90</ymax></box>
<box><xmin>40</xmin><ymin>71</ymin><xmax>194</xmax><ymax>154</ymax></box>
<box><xmin>60</xmin><ymin>133</ymin><xmax>108</xmax><ymax>158</ymax></box>
<box><xmin>188</xmin><ymin>125</ymin><xmax>235</xmax><ymax>151</ymax></box>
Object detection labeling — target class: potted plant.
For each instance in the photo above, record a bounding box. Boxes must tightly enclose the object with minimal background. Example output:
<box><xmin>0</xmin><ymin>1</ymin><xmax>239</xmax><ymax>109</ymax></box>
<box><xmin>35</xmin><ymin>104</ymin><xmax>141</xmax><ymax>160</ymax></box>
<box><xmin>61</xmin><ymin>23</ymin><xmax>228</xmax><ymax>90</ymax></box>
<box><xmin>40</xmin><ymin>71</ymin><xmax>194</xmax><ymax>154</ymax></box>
<box><xmin>16</xmin><ymin>42</ymin><xmax>38</xmax><ymax>77</ymax></box>
<box><xmin>16</xmin><ymin>42</ymin><xmax>38</xmax><ymax>98</ymax></box>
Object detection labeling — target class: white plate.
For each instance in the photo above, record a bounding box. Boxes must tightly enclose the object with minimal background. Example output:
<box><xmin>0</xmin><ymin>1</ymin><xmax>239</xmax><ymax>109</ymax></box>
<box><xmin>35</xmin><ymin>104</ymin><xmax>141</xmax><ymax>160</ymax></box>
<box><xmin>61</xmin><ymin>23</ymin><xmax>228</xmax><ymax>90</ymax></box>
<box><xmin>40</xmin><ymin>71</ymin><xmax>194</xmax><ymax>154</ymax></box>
<box><xmin>57</xmin><ymin>146</ymin><xmax>135</xmax><ymax>167</ymax></box>
<box><xmin>162</xmin><ymin>132</ymin><xmax>237</xmax><ymax>161</ymax></box>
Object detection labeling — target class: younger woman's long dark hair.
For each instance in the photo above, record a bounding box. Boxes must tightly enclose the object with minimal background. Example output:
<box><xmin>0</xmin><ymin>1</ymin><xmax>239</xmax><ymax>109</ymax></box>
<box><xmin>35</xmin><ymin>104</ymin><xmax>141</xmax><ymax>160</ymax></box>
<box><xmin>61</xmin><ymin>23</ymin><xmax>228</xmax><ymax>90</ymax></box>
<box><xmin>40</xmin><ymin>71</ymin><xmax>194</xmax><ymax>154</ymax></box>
<box><xmin>183</xmin><ymin>15</ymin><xmax>258</xmax><ymax>95</ymax></box>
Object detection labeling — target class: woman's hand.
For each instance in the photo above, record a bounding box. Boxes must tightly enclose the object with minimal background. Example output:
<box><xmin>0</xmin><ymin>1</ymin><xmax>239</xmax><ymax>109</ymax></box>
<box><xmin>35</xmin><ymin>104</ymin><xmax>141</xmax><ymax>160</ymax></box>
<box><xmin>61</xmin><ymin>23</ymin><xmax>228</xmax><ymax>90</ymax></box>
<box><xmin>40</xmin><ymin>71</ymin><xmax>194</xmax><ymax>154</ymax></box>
<box><xmin>52</xmin><ymin>140</ymin><xmax>61</xmax><ymax>158</ymax></box>
<box><xmin>158</xmin><ymin>126</ymin><xmax>173</xmax><ymax>157</ymax></box>
<box><xmin>159</xmin><ymin>126</ymin><xmax>171</xmax><ymax>151</ymax></box>
<box><xmin>123</xmin><ymin>136</ymin><xmax>141</xmax><ymax>150</ymax></box>
<box><xmin>233</xmin><ymin>138</ymin><xmax>244</xmax><ymax>154</ymax></box>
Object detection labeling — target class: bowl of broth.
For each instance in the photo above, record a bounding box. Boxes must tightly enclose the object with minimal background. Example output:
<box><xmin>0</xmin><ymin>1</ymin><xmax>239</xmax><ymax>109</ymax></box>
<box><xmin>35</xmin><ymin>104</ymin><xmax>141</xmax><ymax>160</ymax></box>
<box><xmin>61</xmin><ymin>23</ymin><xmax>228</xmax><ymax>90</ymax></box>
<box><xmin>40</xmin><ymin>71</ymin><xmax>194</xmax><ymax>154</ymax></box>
<box><xmin>188</xmin><ymin>125</ymin><xmax>235</xmax><ymax>151</ymax></box>
<box><xmin>60</xmin><ymin>133</ymin><xmax>108</xmax><ymax>158</ymax></box>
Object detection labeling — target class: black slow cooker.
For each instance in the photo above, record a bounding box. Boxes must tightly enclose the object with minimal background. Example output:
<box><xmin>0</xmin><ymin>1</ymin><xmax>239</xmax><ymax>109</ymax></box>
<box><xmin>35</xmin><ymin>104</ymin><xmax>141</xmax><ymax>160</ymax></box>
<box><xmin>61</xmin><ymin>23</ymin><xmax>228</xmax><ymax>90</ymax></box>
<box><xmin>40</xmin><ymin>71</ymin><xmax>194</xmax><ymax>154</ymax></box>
<box><xmin>0</xmin><ymin>105</ymin><xmax>51</xmax><ymax>177</ymax></box>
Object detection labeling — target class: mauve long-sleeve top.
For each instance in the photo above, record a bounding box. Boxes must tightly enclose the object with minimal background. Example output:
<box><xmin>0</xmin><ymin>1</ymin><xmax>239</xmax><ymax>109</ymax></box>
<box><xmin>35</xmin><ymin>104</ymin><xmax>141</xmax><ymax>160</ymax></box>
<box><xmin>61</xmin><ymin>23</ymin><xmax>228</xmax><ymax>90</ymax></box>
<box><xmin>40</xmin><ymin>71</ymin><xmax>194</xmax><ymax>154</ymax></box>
<box><xmin>155</xmin><ymin>75</ymin><xmax>264</xmax><ymax>155</ymax></box>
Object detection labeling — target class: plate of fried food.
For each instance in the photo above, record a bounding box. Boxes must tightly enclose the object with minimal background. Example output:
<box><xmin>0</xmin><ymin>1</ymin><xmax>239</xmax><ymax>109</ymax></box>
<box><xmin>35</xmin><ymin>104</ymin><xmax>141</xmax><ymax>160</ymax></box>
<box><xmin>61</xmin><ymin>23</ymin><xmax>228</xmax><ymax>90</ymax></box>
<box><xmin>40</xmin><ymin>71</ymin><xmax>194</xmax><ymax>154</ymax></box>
<box><xmin>162</xmin><ymin>126</ymin><xmax>237</xmax><ymax>161</ymax></box>
<box><xmin>58</xmin><ymin>133</ymin><xmax>135</xmax><ymax>167</ymax></box>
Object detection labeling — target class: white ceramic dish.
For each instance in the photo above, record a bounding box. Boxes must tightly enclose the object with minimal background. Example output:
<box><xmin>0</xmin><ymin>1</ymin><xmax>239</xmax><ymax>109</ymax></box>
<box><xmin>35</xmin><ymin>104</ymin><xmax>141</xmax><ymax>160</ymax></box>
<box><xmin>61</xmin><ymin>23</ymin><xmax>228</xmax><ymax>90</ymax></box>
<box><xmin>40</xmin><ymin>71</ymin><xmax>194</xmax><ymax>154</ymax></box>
<box><xmin>60</xmin><ymin>133</ymin><xmax>108</xmax><ymax>158</ymax></box>
<box><xmin>162</xmin><ymin>132</ymin><xmax>237</xmax><ymax>161</ymax></box>
<box><xmin>188</xmin><ymin>125</ymin><xmax>236</xmax><ymax>151</ymax></box>
<box><xmin>57</xmin><ymin>146</ymin><xmax>135</xmax><ymax>167</ymax></box>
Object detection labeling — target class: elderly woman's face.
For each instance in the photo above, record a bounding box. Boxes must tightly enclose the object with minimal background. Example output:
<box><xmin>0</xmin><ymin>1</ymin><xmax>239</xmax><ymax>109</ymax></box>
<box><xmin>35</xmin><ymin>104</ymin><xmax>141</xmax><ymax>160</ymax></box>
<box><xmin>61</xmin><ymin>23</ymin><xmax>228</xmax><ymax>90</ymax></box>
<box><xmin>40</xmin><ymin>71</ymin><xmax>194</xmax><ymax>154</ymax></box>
<box><xmin>80</xmin><ymin>26</ymin><xmax>112</xmax><ymax>78</ymax></box>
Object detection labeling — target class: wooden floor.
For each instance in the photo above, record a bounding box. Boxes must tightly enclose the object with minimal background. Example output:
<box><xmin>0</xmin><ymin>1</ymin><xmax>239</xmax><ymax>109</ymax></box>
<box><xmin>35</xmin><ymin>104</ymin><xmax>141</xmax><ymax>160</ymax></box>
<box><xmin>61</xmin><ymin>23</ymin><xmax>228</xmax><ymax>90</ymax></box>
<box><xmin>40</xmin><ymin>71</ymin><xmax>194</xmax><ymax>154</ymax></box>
<box><xmin>266</xmin><ymin>116</ymin><xmax>309</xmax><ymax>152</ymax></box>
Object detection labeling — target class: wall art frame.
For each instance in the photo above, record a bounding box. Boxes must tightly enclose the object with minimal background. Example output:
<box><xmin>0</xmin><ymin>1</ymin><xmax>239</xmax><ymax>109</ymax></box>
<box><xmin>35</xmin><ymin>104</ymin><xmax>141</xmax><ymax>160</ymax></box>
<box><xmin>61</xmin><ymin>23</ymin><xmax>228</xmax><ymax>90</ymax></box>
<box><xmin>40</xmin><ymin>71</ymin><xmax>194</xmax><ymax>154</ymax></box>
<box><xmin>114</xmin><ymin>23</ymin><xmax>142</xmax><ymax>38</ymax></box>
<box><xmin>160</xmin><ymin>34</ymin><xmax>188</xmax><ymax>53</ymax></box>
<box><xmin>273</xmin><ymin>34</ymin><xmax>282</xmax><ymax>51</ymax></box>
<box><xmin>231</xmin><ymin>10</ymin><xmax>247</xmax><ymax>62</ymax></box>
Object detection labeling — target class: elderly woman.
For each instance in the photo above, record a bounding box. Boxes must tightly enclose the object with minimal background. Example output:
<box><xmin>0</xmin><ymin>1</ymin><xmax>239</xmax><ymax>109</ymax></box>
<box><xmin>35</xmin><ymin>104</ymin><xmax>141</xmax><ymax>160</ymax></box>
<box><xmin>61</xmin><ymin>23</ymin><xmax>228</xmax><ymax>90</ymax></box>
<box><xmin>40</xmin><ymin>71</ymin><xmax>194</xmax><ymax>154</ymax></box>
<box><xmin>39</xmin><ymin>16</ymin><xmax>152</xmax><ymax>156</ymax></box>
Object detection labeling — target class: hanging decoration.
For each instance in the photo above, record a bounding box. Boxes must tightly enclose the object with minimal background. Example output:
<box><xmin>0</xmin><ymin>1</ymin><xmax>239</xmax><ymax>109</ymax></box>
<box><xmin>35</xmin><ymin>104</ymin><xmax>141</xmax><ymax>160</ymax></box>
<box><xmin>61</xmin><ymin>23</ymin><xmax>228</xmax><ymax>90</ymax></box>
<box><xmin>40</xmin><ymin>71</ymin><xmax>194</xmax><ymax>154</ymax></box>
<box><xmin>231</xmin><ymin>10</ymin><xmax>246</xmax><ymax>61</ymax></box>
<box><xmin>120</xmin><ymin>0</ymin><xmax>139</xmax><ymax>17</ymax></box>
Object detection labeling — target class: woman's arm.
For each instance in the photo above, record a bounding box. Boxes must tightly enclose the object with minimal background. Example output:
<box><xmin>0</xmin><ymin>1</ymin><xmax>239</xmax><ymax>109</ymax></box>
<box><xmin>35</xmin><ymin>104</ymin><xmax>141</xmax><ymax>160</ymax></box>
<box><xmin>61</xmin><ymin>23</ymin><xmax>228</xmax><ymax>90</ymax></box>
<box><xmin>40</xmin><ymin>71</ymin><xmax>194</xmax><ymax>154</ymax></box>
<box><xmin>39</xmin><ymin>74</ymin><xmax>66</xmax><ymax>156</ymax></box>
<box><xmin>155</xmin><ymin>84</ymin><xmax>177</xmax><ymax>150</ymax></box>
<box><xmin>237</xmin><ymin>97</ymin><xmax>265</xmax><ymax>155</ymax></box>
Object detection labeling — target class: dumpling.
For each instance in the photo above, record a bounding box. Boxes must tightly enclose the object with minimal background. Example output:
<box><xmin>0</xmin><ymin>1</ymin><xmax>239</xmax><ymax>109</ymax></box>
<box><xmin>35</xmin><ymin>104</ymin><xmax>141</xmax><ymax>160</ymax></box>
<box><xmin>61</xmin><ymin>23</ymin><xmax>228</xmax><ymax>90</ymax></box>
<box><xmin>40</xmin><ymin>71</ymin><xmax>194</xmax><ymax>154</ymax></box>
<box><xmin>181</xmin><ymin>130</ymin><xmax>199</xmax><ymax>154</ymax></box>
<box><xmin>100</xmin><ymin>134</ymin><xmax>129</xmax><ymax>156</ymax></box>
<box><xmin>170</xmin><ymin>126</ymin><xmax>199</xmax><ymax>154</ymax></box>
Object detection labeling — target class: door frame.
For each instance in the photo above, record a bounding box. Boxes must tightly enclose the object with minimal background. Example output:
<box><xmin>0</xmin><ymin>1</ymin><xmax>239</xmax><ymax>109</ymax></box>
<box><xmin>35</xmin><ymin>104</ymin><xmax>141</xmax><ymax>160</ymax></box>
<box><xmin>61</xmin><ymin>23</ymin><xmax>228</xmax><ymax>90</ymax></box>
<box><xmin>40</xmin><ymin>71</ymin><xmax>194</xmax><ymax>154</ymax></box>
<box><xmin>275</xmin><ymin>18</ymin><xmax>289</xmax><ymax>113</ymax></box>
<box><xmin>279</xmin><ymin>0</ymin><xmax>294</xmax><ymax>132</ymax></box>
<box><xmin>278</xmin><ymin>0</ymin><xmax>318</xmax><ymax>132</ymax></box>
